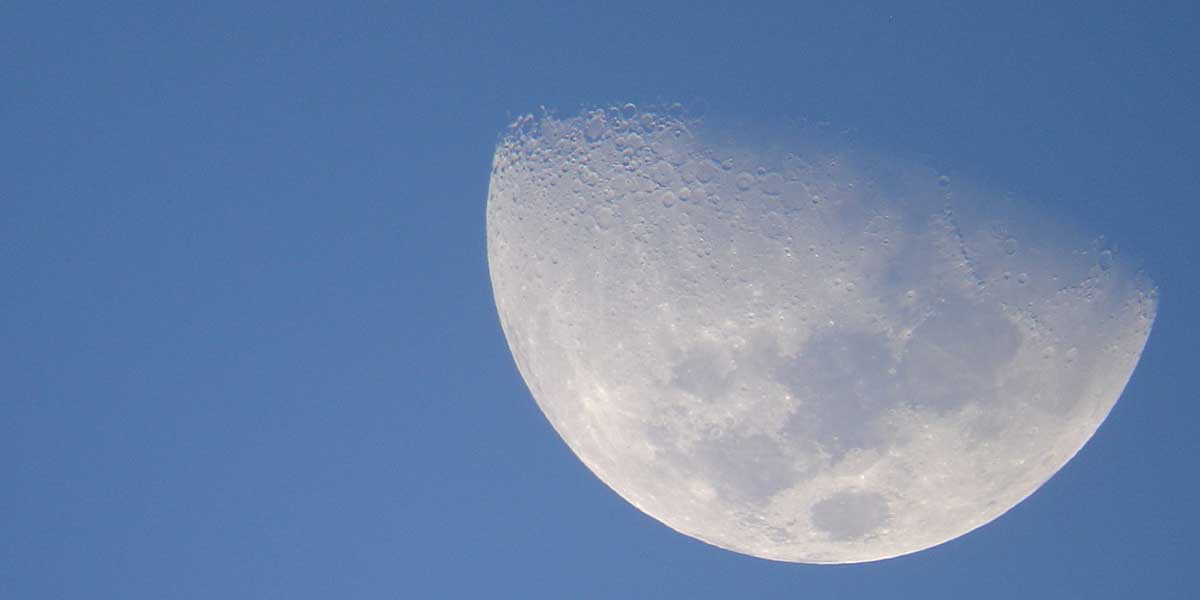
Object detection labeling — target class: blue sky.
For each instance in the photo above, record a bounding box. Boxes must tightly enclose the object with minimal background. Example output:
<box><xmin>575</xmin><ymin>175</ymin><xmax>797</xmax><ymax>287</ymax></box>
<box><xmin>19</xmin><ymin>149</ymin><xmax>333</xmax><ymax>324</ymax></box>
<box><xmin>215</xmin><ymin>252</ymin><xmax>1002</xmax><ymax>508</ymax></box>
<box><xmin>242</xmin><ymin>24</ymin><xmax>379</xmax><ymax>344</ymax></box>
<box><xmin>2</xmin><ymin>1</ymin><xmax>1196</xmax><ymax>598</ymax></box>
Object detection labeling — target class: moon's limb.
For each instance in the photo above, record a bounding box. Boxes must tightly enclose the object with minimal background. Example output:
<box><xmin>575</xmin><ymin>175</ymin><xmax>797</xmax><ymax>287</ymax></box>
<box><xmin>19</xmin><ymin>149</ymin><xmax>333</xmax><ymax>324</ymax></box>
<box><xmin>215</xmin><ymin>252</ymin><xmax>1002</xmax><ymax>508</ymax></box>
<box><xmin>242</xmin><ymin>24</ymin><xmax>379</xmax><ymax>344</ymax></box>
<box><xmin>486</xmin><ymin>108</ymin><xmax>1157</xmax><ymax>563</ymax></box>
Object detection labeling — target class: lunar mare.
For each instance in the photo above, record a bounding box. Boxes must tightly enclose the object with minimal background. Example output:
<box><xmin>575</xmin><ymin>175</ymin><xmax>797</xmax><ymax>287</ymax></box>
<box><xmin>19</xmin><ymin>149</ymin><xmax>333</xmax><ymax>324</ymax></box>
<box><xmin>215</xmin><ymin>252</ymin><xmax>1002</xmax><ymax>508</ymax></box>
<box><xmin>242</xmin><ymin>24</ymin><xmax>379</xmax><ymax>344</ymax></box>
<box><xmin>486</xmin><ymin>108</ymin><xmax>1157</xmax><ymax>563</ymax></box>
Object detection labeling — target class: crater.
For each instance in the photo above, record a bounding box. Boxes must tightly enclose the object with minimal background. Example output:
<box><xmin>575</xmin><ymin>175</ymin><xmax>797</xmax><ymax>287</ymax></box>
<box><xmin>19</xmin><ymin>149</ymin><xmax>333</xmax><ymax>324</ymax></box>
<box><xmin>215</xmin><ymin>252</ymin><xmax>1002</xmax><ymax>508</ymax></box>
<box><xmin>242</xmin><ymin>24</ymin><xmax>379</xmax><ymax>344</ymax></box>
<box><xmin>811</xmin><ymin>489</ymin><xmax>891</xmax><ymax>541</ymax></box>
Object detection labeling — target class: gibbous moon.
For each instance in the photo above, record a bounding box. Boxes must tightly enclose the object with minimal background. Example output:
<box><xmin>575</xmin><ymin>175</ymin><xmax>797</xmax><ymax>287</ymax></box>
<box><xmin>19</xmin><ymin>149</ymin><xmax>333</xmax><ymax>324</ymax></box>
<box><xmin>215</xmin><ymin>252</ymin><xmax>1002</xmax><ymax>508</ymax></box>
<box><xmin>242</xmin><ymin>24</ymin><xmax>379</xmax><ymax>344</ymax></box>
<box><xmin>486</xmin><ymin>107</ymin><xmax>1157</xmax><ymax>563</ymax></box>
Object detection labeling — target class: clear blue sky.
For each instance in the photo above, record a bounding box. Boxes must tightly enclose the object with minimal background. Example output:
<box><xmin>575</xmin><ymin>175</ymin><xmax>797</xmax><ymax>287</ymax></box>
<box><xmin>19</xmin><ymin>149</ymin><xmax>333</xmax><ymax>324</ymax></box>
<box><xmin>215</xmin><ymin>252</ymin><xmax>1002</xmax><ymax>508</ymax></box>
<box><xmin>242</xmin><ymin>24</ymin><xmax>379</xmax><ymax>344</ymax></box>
<box><xmin>3</xmin><ymin>2</ymin><xmax>1196</xmax><ymax>598</ymax></box>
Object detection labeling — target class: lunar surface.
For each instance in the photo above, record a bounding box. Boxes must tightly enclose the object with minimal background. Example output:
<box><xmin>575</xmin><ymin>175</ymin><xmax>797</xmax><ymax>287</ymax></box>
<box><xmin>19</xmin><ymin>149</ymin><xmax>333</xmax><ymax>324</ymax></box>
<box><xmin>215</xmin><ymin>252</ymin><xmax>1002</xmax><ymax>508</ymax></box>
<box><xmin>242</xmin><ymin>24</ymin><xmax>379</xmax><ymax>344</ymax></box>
<box><xmin>485</xmin><ymin>106</ymin><xmax>1157</xmax><ymax>563</ymax></box>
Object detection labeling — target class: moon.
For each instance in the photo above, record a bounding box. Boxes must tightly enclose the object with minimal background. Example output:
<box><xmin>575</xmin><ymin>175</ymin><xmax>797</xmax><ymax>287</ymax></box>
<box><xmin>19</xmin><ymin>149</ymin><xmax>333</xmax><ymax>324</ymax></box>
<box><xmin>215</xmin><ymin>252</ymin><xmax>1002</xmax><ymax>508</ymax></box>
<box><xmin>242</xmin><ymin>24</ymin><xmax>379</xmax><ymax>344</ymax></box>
<box><xmin>485</xmin><ymin>107</ymin><xmax>1157</xmax><ymax>563</ymax></box>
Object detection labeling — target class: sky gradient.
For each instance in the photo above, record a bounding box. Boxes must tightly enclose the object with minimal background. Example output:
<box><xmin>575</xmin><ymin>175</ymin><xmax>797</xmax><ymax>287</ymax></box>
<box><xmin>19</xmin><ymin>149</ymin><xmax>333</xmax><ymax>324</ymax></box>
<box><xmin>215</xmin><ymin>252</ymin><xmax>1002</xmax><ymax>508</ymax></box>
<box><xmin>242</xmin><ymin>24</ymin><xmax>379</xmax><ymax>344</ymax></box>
<box><xmin>3</xmin><ymin>2</ymin><xmax>1197</xmax><ymax>598</ymax></box>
